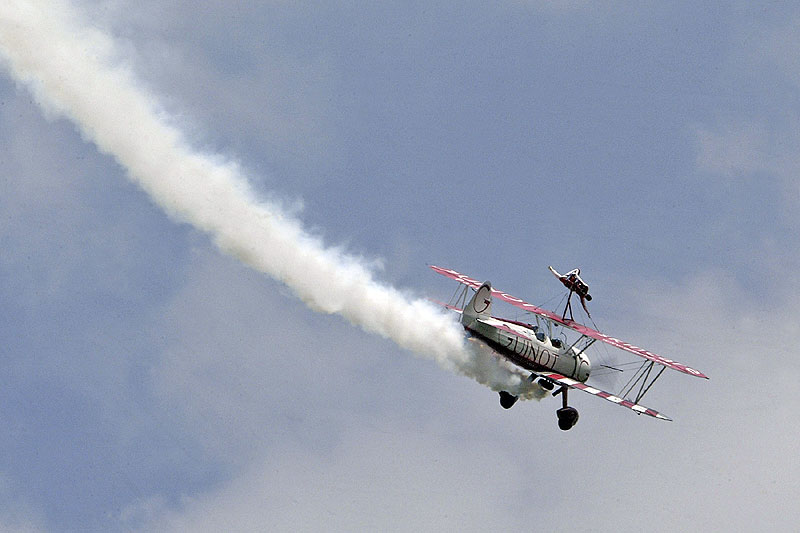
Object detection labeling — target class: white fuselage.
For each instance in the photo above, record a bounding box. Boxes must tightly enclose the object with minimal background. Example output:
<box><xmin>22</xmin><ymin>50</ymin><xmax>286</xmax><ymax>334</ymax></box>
<box><xmin>465</xmin><ymin>316</ymin><xmax>592</xmax><ymax>382</ymax></box>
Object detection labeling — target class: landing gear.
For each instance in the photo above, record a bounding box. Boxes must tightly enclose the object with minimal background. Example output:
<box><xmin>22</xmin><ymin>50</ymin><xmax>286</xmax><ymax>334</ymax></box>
<box><xmin>513</xmin><ymin>375</ymin><xmax>580</xmax><ymax>429</ymax></box>
<box><xmin>554</xmin><ymin>386</ymin><xmax>579</xmax><ymax>431</ymax></box>
<box><xmin>498</xmin><ymin>391</ymin><xmax>518</xmax><ymax>409</ymax></box>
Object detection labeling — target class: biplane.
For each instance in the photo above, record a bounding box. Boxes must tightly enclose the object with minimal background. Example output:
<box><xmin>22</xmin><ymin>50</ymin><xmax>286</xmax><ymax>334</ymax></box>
<box><xmin>431</xmin><ymin>266</ymin><xmax>708</xmax><ymax>430</ymax></box>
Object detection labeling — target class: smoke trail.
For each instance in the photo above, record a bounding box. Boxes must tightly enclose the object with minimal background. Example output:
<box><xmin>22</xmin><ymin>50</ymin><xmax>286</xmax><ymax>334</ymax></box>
<box><xmin>0</xmin><ymin>0</ymin><xmax>539</xmax><ymax>398</ymax></box>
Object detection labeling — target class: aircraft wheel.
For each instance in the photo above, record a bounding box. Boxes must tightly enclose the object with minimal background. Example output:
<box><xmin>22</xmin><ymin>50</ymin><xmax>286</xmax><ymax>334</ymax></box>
<box><xmin>556</xmin><ymin>406</ymin><xmax>579</xmax><ymax>431</ymax></box>
<box><xmin>499</xmin><ymin>391</ymin><xmax>518</xmax><ymax>409</ymax></box>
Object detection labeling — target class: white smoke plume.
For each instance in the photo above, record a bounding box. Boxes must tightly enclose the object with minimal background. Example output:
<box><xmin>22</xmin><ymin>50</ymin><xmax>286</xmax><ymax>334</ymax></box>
<box><xmin>0</xmin><ymin>0</ymin><xmax>540</xmax><ymax>398</ymax></box>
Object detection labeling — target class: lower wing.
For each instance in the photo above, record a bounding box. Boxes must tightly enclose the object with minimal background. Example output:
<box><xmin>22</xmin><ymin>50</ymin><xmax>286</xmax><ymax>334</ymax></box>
<box><xmin>532</xmin><ymin>371</ymin><xmax>672</xmax><ymax>421</ymax></box>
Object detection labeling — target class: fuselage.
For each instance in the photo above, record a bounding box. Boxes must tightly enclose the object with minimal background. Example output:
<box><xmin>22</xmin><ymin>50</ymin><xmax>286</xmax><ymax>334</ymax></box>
<box><xmin>465</xmin><ymin>316</ymin><xmax>592</xmax><ymax>382</ymax></box>
<box><xmin>458</xmin><ymin>279</ymin><xmax>591</xmax><ymax>383</ymax></box>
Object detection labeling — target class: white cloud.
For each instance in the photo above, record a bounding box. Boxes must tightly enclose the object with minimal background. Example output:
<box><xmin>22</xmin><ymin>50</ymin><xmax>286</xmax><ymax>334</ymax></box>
<box><xmin>143</xmin><ymin>426</ymin><xmax>533</xmax><ymax>533</ymax></box>
<box><xmin>694</xmin><ymin>10</ymin><xmax>800</xmax><ymax>200</ymax></box>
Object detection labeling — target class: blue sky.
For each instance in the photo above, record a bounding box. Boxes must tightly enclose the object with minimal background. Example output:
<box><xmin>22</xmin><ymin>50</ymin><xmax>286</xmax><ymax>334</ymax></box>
<box><xmin>0</xmin><ymin>1</ymin><xmax>798</xmax><ymax>531</ymax></box>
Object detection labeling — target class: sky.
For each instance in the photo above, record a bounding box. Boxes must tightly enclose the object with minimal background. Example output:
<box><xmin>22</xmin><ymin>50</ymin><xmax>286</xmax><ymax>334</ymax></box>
<box><xmin>0</xmin><ymin>1</ymin><xmax>798</xmax><ymax>531</ymax></box>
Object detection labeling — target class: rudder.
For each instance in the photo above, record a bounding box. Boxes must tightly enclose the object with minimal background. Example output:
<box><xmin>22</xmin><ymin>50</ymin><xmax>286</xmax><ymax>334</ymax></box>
<box><xmin>461</xmin><ymin>281</ymin><xmax>492</xmax><ymax>326</ymax></box>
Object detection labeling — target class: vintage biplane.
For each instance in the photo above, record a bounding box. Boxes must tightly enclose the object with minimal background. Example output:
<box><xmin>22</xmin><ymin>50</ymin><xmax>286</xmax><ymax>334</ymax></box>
<box><xmin>431</xmin><ymin>265</ymin><xmax>708</xmax><ymax>430</ymax></box>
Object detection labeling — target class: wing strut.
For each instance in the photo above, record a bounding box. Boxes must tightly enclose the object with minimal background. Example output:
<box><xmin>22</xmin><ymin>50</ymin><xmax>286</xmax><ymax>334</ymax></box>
<box><xmin>449</xmin><ymin>283</ymin><xmax>470</xmax><ymax>311</ymax></box>
<box><xmin>567</xmin><ymin>336</ymin><xmax>596</xmax><ymax>357</ymax></box>
<box><xmin>620</xmin><ymin>361</ymin><xmax>667</xmax><ymax>404</ymax></box>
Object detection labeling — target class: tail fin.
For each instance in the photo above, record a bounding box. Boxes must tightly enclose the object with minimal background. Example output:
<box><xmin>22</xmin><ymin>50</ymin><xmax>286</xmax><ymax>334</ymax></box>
<box><xmin>461</xmin><ymin>281</ymin><xmax>493</xmax><ymax>326</ymax></box>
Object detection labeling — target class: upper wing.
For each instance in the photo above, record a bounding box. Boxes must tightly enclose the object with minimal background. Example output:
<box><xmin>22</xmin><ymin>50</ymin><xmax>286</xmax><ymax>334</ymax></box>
<box><xmin>430</xmin><ymin>265</ymin><xmax>708</xmax><ymax>379</ymax></box>
<box><xmin>533</xmin><ymin>371</ymin><xmax>672</xmax><ymax>421</ymax></box>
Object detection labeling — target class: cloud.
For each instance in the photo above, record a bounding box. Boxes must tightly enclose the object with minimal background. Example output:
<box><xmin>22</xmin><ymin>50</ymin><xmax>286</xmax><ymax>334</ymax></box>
<box><xmin>141</xmin><ymin>425</ymin><xmax>535</xmax><ymax>532</ymax></box>
<box><xmin>694</xmin><ymin>9</ymin><xmax>800</xmax><ymax>200</ymax></box>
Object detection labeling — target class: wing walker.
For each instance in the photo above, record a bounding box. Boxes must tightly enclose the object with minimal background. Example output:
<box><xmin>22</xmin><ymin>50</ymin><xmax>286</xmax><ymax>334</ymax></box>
<box><xmin>431</xmin><ymin>265</ymin><xmax>708</xmax><ymax>431</ymax></box>
<box><xmin>548</xmin><ymin>266</ymin><xmax>591</xmax><ymax>320</ymax></box>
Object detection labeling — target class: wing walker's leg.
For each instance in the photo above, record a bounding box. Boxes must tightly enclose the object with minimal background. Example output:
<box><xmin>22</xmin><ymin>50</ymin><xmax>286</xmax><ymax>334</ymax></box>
<box><xmin>562</xmin><ymin>289</ymin><xmax>575</xmax><ymax>321</ymax></box>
